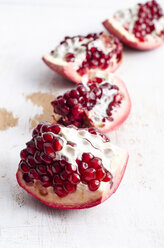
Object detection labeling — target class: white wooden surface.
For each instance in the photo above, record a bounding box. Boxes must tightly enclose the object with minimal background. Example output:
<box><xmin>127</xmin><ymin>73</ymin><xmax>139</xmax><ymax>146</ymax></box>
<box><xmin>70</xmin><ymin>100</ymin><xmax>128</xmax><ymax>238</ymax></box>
<box><xmin>0</xmin><ymin>1</ymin><xmax>164</xmax><ymax>247</ymax></box>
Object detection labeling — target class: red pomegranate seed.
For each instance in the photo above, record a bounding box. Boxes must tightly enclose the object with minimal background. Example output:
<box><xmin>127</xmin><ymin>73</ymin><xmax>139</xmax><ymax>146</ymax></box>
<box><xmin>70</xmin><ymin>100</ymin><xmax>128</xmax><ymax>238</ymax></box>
<box><xmin>69</xmin><ymin>89</ymin><xmax>80</xmax><ymax>99</ymax></box>
<box><xmin>89</xmin><ymin>157</ymin><xmax>102</xmax><ymax>169</ymax></box>
<box><xmin>43</xmin><ymin>143</ymin><xmax>56</xmax><ymax>158</ymax></box>
<box><xmin>60</xmin><ymin>106</ymin><xmax>70</xmax><ymax>115</ymax></box>
<box><xmin>65</xmin><ymin>53</ymin><xmax>75</xmax><ymax>62</ymax></box>
<box><xmin>82</xmin><ymin>153</ymin><xmax>93</xmax><ymax>163</ymax></box>
<box><xmin>78</xmin><ymin>162</ymin><xmax>88</xmax><ymax>173</ymax></box>
<box><xmin>88</xmin><ymin>127</ymin><xmax>97</xmax><ymax>135</ymax></box>
<box><xmin>52</xmin><ymin>138</ymin><xmax>63</xmax><ymax>151</ymax></box>
<box><xmin>63</xmin><ymin>182</ymin><xmax>77</xmax><ymax>193</ymax></box>
<box><xmin>77</xmin><ymin>85</ymin><xmax>87</xmax><ymax>96</ymax></box>
<box><xmin>27</xmin><ymin>156</ymin><xmax>37</xmax><ymax>168</ymax></box>
<box><xmin>36</xmin><ymin>122</ymin><xmax>44</xmax><ymax>132</ymax></box>
<box><xmin>96</xmin><ymin>168</ymin><xmax>106</xmax><ymax>180</ymax></box>
<box><xmin>54</xmin><ymin>185</ymin><xmax>68</xmax><ymax>197</ymax></box>
<box><xmin>71</xmin><ymin>105</ymin><xmax>83</xmax><ymax>117</ymax></box>
<box><xmin>48</xmin><ymin>124</ymin><xmax>61</xmax><ymax>134</ymax></box>
<box><xmin>40</xmin><ymin>123</ymin><xmax>50</xmax><ymax>133</ymax></box>
<box><xmin>60</xmin><ymin>171</ymin><xmax>68</xmax><ymax>181</ymax></box>
<box><xmin>40</xmin><ymin>175</ymin><xmax>52</xmax><ymax>187</ymax></box>
<box><xmin>26</xmin><ymin>141</ymin><xmax>36</xmax><ymax>155</ymax></box>
<box><xmin>60</xmin><ymin>159</ymin><xmax>68</xmax><ymax>167</ymax></box>
<box><xmin>68</xmin><ymin>173</ymin><xmax>80</xmax><ymax>184</ymax></box>
<box><xmin>19</xmin><ymin>161</ymin><xmax>30</xmax><ymax>173</ymax></box>
<box><xmin>83</xmin><ymin>168</ymin><xmax>96</xmax><ymax>181</ymax></box>
<box><xmin>43</xmin><ymin>133</ymin><xmax>54</xmax><ymax>142</ymax></box>
<box><xmin>52</xmin><ymin>161</ymin><xmax>62</xmax><ymax>174</ymax></box>
<box><xmin>53</xmin><ymin>175</ymin><xmax>63</xmax><ymax>185</ymax></box>
<box><xmin>47</xmin><ymin>165</ymin><xmax>53</xmax><ymax>177</ymax></box>
<box><xmin>40</xmin><ymin>153</ymin><xmax>52</xmax><ymax>164</ymax></box>
<box><xmin>20</xmin><ymin>149</ymin><xmax>28</xmax><ymax>161</ymax></box>
<box><xmin>100</xmin><ymin>134</ymin><xmax>110</xmax><ymax>143</ymax></box>
<box><xmin>102</xmin><ymin>171</ymin><xmax>112</xmax><ymax>182</ymax></box>
<box><xmin>63</xmin><ymin>92</ymin><xmax>70</xmax><ymax>100</ymax></box>
<box><xmin>93</xmin><ymin>87</ymin><xmax>103</xmax><ymax>99</ymax></box>
<box><xmin>88</xmin><ymin>180</ymin><xmax>100</xmax><ymax>191</ymax></box>
<box><xmin>58</xmin><ymin>98</ymin><xmax>66</xmax><ymax>106</ymax></box>
<box><xmin>94</xmin><ymin>77</ymin><xmax>103</xmax><ymax>83</ymax></box>
<box><xmin>67</xmin><ymin>98</ymin><xmax>78</xmax><ymax>107</ymax></box>
<box><xmin>35</xmin><ymin>136</ymin><xmax>44</xmax><ymax>151</ymax></box>
<box><xmin>29</xmin><ymin>169</ymin><xmax>39</xmax><ymax>179</ymax></box>
<box><xmin>36</xmin><ymin>164</ymin><xmax>47</xmax><ymax>175</ymax></box>
<box><xmin>23</xmin><ymin>173</ymin><xmax>32</xmax><ymax>183</ymax></box>
<box><xmin>32</xmin><ymin>128</ymin><xmax>38</xmax><ymax>137</ymax></box>
<box><xmin>65</xmin><ymin>163</ymin><xmax>76</xmax><ymax>174</ymax></box>
<box><xmin>34</xmin><ymin>151</ymin><xmax>42</xmax><ymax>164</ymax></box>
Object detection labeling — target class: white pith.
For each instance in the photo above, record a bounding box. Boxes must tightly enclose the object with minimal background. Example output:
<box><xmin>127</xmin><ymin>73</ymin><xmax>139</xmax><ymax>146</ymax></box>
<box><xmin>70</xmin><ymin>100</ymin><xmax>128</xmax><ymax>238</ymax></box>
<box><xmin>83</xmin><ymin>73</ymin><xmax>123</xmax><ymax>127</ymax></box>
<box><xmin>18</xmin><ymin>126</ymin><xmax>128</xmax><ymax>207</ymax></box>
<box><xmin>112</xmin><ymin>3</ymin><xmax>164</xmax><ymax>42</ymax></box>
<box><xmin>86</xmin><ymin>73</ymin><xmax>120</xmax><ymax>126</ymax></box>
<box><xmin>49</xmin><ymin>35</ymin><xmax>117</xmax><ymax>69</ymax></box>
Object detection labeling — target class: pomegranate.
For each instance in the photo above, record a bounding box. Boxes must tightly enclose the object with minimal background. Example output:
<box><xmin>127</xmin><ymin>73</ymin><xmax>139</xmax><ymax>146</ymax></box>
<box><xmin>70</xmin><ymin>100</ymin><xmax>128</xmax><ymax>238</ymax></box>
<box><xmin>51</xmin><ymin>73</ymin><xmax>131</xmax><ymax>132</ymax></box>
<box><xmin>103</xmin><ymin>0</ymin><xmax>164</xmax><ymax>50</ymax></box>
<box><xmin>42</xmin><ymin>32</ymin><xmax>123</xmax><ymax>83</ymax></box>
<box><xmin>16</xmin><ymin>122</ymin><xmax>129</xmax><ymax>209</ymax></box>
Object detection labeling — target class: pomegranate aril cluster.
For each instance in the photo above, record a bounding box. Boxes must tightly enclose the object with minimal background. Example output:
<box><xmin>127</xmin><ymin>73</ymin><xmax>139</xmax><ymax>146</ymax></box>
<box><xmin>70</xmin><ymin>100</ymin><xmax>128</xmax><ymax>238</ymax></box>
<box><xmin>19</xmin><ymin>122</ymin><xmax>80</xmax><ymax>197</ymax></box>
<box><xmin>77</xmin><ymin>152</ymin><xmax>112</xmax><ymax>191</ymax></box>
<box><xmin>78</xmin><ymin>33</ymin><xmax>122</xmax><ymax>75</ymax></box>
<box><xmin>19</xmin><ymin>122</ymin><xmax>113</xmax><ymax>197</ymax></box>
<box><xmin>61</xmin><ymin>32</ymin><xmax>122</xmax><ymax>76</ymax></box>
<box><xmin>51</xmin><ymin>77</ymin><xmax>122</xmax><ymax>128</ymax></box>
<box><xmin>133</xmin><ymin>0</ymin><xmax>163</xmax><ymax>41</ymax></box>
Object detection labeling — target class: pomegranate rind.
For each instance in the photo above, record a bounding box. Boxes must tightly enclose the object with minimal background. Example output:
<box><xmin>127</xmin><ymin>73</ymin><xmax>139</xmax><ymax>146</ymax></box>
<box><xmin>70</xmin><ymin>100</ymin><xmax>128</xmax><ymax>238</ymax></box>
<box><xmin>103</xmin><ymin>18</ymin><xmax>164</xmax><ymax>50</ymax></box>
<box><xmin>16</xmin><ymin>149</ymin><xmax>128</xmax><ymax>209</ymax></box>
<box><xmin>42</xmin><ymin>55</ymin><xmax>82</xmax><ymax>83</ymax></box>
<box><xmin>42</xmin><ymin>52</ymin><xmax>122</xmax><ymax>84</ymax></box>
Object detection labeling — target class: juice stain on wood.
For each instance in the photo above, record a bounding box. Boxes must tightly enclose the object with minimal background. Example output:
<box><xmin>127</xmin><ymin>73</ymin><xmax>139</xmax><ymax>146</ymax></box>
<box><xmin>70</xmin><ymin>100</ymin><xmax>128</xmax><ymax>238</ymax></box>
<box><xmin>26</xmin><ymin>92</ymin><xmax>55</xmax><ymax>129</ymax></box>
<box><xmin>0</xmin><ymin>108</ymin><xmax>18</xmax><ymax>130</ymax></box>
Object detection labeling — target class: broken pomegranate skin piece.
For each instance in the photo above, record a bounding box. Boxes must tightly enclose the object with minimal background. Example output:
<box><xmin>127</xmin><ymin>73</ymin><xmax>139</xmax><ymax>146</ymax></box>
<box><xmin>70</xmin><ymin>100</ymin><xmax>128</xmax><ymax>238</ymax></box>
<box><xmin>51</xmin><ymin>74</ymin><xmax>131</xmax><ymax>133</ymax></box>
<box><xmin>42</xmin><ymin>32</ymin><xmax>123</xmax><ymax>83</ymax></box>
<box><xmin>103</xmin><ymin>0</ymin><xmax>164</xmax><ymax>50</ymax></box>
<box><xmin>16</xmin><ymin>123</ymin><xmax>129</xmax><ymax>209</ymax></box>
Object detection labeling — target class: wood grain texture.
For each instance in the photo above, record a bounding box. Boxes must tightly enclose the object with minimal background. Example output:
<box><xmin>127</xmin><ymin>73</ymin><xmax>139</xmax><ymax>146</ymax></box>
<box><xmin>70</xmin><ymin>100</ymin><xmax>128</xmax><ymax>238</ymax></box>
<box><xmin>0</xmin><ymin>1</ymin><xmax>164</xmax><ymax>248</ymax></box>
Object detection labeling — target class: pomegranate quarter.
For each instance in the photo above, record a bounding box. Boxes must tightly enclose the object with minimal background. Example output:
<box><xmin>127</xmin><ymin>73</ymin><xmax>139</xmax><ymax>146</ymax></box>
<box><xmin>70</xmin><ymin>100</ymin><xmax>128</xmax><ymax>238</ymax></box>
<box><xmin>103</xmin><ymin>0</ymin><xmax>164</xmax><ymax>50</ymax></box>
<box><xmin>42</xmin><ymin>32</ymin><xmax>122</xmax><ymax>83</ymax></box>
<box><xmin>16</xmin><ymin>123</ymin><xmax>129</xmax><ymax>209</ymax></box>
<box><xmin>51</xmin><ymin>73</ymin><xmax>131</xmax><ymax>133</ymax></box>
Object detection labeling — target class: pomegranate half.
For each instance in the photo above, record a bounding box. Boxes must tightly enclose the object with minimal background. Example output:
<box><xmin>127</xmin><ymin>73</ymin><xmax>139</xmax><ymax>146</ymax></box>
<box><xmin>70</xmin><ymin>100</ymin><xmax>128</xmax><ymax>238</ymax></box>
<box><xmin>103</xmin><ymin>0</ymin><xmax>164</xmax><ymax>50</ymax></box>
<box><xmin>51</xmin><ymin>73</ymin><xmax>131</xmax><ymax>133</ymax></box>
<box><xmin>16</xmin><ymin>122</ymin><xmax>128</xmax><ymax>209</ymax></box>
<box><xmin>42</xmin><ymin>32</ymin><xmax>122</xmax><ymax>83</ymax></box>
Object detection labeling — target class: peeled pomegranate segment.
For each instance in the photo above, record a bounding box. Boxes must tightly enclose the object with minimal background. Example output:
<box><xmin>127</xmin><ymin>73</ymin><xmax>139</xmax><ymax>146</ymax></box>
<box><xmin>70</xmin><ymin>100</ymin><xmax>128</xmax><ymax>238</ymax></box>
<box><xmin>51</xmin><ymin>73</ymin><xmax>131</xmax><ymax>133</ymax></box>
<box><xmin>103</xmin><ymin>0</ymin><xmax>164</xmax><ymax>50</ymax></box>
<box><xmin>17</xmin><ymin>123</ymin><xmax>128</xmax><ymax>209</ymax></box>
<box><xmin>42</xmin><ymin>32</ymin><xmax>123</xmax><ymax>83</ymax></box>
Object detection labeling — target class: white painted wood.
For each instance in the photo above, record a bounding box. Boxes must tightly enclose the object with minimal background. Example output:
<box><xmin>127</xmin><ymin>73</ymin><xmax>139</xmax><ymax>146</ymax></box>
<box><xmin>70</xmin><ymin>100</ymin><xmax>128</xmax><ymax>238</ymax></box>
<box><xmin>0</xmin><ymin>1</ymin><xmax>164</xmax><ymax>248</ymax></box>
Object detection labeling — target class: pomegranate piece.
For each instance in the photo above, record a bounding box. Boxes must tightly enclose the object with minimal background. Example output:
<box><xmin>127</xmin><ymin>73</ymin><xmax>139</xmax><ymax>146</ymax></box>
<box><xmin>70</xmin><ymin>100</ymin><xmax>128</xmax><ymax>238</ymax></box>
<box><xmin>16</xmin><ymin>122</ymin><xmax>129</xmax><ymax>209</ymax></box>
<box><xmin>42</xmin><ymin>32</ymin><xmax>123</xmax><ymax>83</ymax></box>
<box><xmin>103</xmin><ymin>0</ymin><xmax>164</xmax><ymax>50</ymax></box>
<box><xmin>51</xmin><ymin>74</ymin><xmax>131</xmax><ymax>133</ymax></box>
